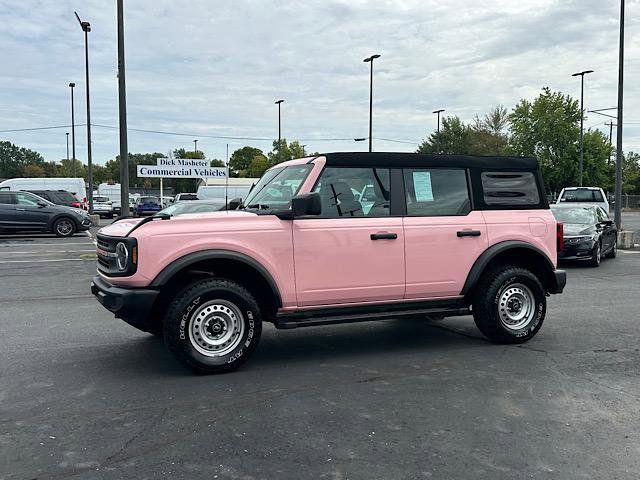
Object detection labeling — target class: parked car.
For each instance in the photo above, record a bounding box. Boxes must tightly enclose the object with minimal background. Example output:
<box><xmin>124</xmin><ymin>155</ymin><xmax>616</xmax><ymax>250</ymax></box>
<box><xmin>92</xmin><ymin>152</ymin><xmax>566</xmax><ymax>374</ymax></box>
<box><xmin>134</xmin><ymin>196</ymin><xmax>162</xmax><ymax>216</ymax></box>
<box><xmin>97</xmin><ymin>183</ymin><xmax>123</xmax><ymax>214</ymax></box>
<box><xmin>174</xmin><ymin>193</ymin><xmax>199</xmax><ymax>202</ymax></box>
<box><xmin>157</xmin><ymin>199</ymin><xmax>226</xmax><ymax>217</ymax></box>
<box><xmin>92</xmin><ymin>195</ymin><xmax>114</xmax><ymax>219</ymax></box>
<box><xmin>0</xmin><ymin>191</ymin><xmax>91</xmax><ymax>237</ymax></box>
<box><xmin>556</xmin><ymin>187</ymin><xmax>609</xmax><ymax>212</ymax></box>
<box><xmin>0</xmin><ymin>178</ymin><xmax>88</xmax><ymax>210</ymax></box>
<box><xmin>551</xmin><ymin>204</ymin><xmax>617</xmax><ymax>267</ymax></box>
<box><xmin>26</xmin><ymin>190</ymin><xmax>81</xmax><ymax>209</ymax></box>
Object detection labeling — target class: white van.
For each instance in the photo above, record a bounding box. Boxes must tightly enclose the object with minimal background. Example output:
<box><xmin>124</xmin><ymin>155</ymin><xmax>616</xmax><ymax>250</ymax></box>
<box><xmin>556</xmin><ymin>187</ymin><xmax>609</xmax><ymax>213</ymax></box>
<box><xmin>97</xmin><ymin>183</ymin><xmax>123</xmax><ymax>214</ymax></box>
<box><xmin>0</xmin><ymin>178</ymin><xmax>87</xmax><ymax>209</ymax></box>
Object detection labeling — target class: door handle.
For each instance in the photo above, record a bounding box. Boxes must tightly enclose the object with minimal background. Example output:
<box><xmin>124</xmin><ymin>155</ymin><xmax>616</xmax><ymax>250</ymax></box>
<box><xmin>457</xmin><ymin>230</ymin><xmax>481</xmax><ymax>237</ymax></box>
<box><xmin>370</xmin><ymin>232</ymin><xmax>398</xmax><ymax>240</ymax></box>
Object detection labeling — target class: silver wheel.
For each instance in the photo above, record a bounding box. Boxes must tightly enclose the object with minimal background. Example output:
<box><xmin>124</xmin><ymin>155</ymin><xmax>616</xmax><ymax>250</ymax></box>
<box><xmin>497</xmin><ymin>283</ymin><xmax>536</xmax><ymax>331</ymax></box>
<box><xmin>188</xmin><ymin>300</ymin><xmax>245</xmax><ymax>357</ymax></box>
<box><xmin>55</xmin><ymin>219</ymin><xmax>74</xmax><ymax>236</ymax></box>
<box><xmin>595</xmin><ymin>243</ymin><xmax>601</xmax><ymax>264</ymax></box>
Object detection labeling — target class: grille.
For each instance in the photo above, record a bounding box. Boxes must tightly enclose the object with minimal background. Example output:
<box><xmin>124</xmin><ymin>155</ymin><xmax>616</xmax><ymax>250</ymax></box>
<box><xmin>96</xmin><ymin>234</ymin><xmax>117</xmax><ymax>274</ymax></box>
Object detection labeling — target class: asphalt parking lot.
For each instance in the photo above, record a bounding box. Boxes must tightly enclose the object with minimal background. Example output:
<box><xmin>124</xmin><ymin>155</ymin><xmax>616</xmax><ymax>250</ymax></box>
<box><xmin>1</xmin><ymin>216</ymin><xmax>639</xmax><ymax>480</ymax></box>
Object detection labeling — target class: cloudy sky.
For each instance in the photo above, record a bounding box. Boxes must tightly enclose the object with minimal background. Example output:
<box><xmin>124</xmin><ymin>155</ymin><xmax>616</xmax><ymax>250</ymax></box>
<box><xmin>1</xmin><ymin>0</ymin><xmax>639</xmax><ymax>165</ymax></box>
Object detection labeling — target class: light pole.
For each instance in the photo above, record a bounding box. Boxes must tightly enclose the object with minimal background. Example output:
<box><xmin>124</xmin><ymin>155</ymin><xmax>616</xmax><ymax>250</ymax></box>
<box><xmin>363</xmin><ymin>54</ymin><xmax>381</xmax><ymax>153</ymax></box>
<box><xmin>194</xmin><ymin>139</ymin><xmax>198</xmax><ymax>153</ymax></box>
<box><xmin>572</xmin><ymin>69</ymin><xmax>594</xmax><ymax>186</ymax></box>
<box><xmin>614</xmin><ymin>0</ymin><xmax>625</xmax><ymax>230</ymax></box>
<box><xmin>117</xmin><ymin>0</ymin><xmax>129</xmax><ymax>216</ymax></box>
<box><xmin>275</xmin><ymin>99</ymin><xmax>284</xmax><ymax>148</ymax></box>
<box><xmin>433</xmin><ymin>108</ymin><xmax>445</xmax><ymax>153</ymax></box>
<box><xmin>301</xmin><ymin>144</ymin><xmax>307</xmax><ymax>157</ymax></box>
<box><xmin>68</xmin><ymin>82</ymin><xmax>76</xmax><ymax>177</ymax></box>
<box><xmin>66</xmin><ymin>132</ymin><xmax>70</xmax><ymax>164</ymax></box>
<box><xmin>75</xmin><ymin>11</ymin><xmax>93</xmax><ymax>214</ymax></box>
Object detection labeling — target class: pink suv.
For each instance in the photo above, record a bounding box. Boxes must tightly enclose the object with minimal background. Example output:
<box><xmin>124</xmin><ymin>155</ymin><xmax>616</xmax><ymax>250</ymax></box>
<box><xmin>91</xmin><ymin>153</ymin><xmax>566</xmax><ymax>373</ymax></box>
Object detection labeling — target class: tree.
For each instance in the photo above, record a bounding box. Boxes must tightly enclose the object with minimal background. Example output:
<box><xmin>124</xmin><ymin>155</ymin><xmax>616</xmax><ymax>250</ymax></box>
<box><xmin>229</xmin><ymin>146</ymin><xmax>264</xmax><ymax>177</ymax></box>
<box><xmin>22</xmin><ymin>164</ymin><xmax>45</xmax><ymax>177</ymax></box>
<box><xmin>173</xmin><ymin>148</ymin><xmax>205</xmax><ymax>160</ymax></box>
<box><xmin>508</xmin><ymin>87</ymin><xmax>581</xmax><ymax>192</ymax></box>
<box><xmin>289</xmin><ymin>141</ymin><xmax>306</xmax><ymax>159</ymax></box>
<box><xmin>0</xmin><ymin>141</ymin><xmax>45</xmax><ymax>178</ymax></box>
<box><xmin>471</xmin><ymin>105</ymin><xmax>509</xmax><ymax>155</ymax></box>
<box><xmin>268</xmin><ymin>139</ymin><xmax>292</xmax><ymax>166</ymax></box>
<box><xmin>247</xmin><ymin>154</ymin><xmax>270</xmax><ymax>177</ymax></box>
<box><xmin>210</xmin><ymin>159</ymin><xmax>226</xmax><ymax>167</ymax></box>
<box><xmin>582</xmin><ymin>130</ymin><xmax>614</xmax><ymax>191</ymax></box>
<box><xmin>621</xmin><ymin>151</ymin><xmax>640</xmax><ymax>194</ymax></box>
<box><xmin>417</xmin><ymin>116</ymin><xmax>475</xmax><ymax>154</ymax></box>
<box><xmin>58</xmin><ymin>158</ymin><xmax>86</xmax><ymax>178</ymax></box>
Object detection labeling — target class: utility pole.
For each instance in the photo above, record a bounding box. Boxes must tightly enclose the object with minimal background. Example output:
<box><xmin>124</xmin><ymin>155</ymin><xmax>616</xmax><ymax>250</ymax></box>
<box><xmin>117</xmin><ymin>0</ymin><xmax>129</xmax><ymax>216</ymax></box>
<box><xmin>66</xmin><ymin>132</ymin><xmax>70</xmax><ymax>164</ymax></box>
<box><xmin>68</xmin><ymin>83</ymin><xmax>76</xmax><ymax>177</ymax></box>
<box><xmin>193</xmin><ymin>139</ymin><xmax>198</xmax><ymax>154</ymax></box>
<box><xmin>363</xmin><ymin>54</ymin><xmax>381</xmax><ymax>153</ymax></box>
<box><xmin>275</xmin><ymin>99</ymin><xmax>284</xmax><ymax>149</ymax></box>
<box><xmin>433</xmin><ymin>108</ymin><xmax>445</xmax><ymax>153</ymax></box>
<box><xmin>614</xmin><ymin>0</ymin><xmax>625</xmax><ymax>230</ymax></box>
<box><xmin>571</xmin><ymin>69</ymin><xmax>594</xmax><ymax>186</ymax></box>
<box><xmin>75</xmin><ymin>11</ymin><xmax>93</xmax><ymax>214</ymax></box>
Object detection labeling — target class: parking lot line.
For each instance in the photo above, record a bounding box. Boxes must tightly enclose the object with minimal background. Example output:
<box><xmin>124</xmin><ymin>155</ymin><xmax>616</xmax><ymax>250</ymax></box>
<box><xmin>0</xmin><ymin>242</ymin><xmax>94</xmax><ymax>247</ymax></box>
<box><xmin>0</xmin><ymin>258</ymin><xmax>89</xmax><ymax>263</ymax></box>
<box><xmin>0</xmin><ymin>250</ymin><xmax>96</xmax><ymax>255</ymax></box>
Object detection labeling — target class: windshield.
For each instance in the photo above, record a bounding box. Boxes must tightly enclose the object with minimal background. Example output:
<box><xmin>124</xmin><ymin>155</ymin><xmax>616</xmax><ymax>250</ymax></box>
<box><xmin>159</xmin><ymin>201</ymin><xmax>225</xmax><ymax>216</ymax></box>
<box><xmin>94</xmin><ymin>196</ymin><xmax>110</xmax><ymax>202</ymax></box>
<box><xmin>551</xmin><ymin>207</ymin><xmax>596</xmax><ymax>225</ymax></box>
<box><xmin>140</xmin><ymin>197</ymin><xmax>159</xmax><ymax>203</ymax></box>
<box><xmin>560</xmin><ymin>189</ymin><xmax>604</xmax><ymax>202</ymax></box>
<box><xmin>242</xmin><ymin>165</ymin><xmax>312</xmax><ymax>209</ymax></box>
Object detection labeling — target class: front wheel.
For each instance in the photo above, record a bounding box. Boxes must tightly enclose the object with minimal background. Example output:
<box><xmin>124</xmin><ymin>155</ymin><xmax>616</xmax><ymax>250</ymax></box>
<box><xmin>472</xmin><ymin>267</ymin><xmax>546</xmax><ymax>344</ymax></box>
<box><xmin>587</xmin><ymin>242</ymin><xmax>601</xmax><ymax>267</ymax></box>
<box><xmin>53</xmin><ymin>217</ymin><xmax>76</xmax><ymax>237</ymax></box>
<box><xmin>606</xmin><ymin>238</ymin><xmax>617</xmax><ymax>259</ymax></box>
<box><xmin>164</xmin><ymin>278</ymin><xmax>262</xmax><ymax>374</ymax></box>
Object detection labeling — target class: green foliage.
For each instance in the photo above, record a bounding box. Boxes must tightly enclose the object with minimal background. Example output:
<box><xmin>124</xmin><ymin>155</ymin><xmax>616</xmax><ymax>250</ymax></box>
<box><xmin>23</xmin><ymin>164</ymin><xmax>45</xmax><ymax>177</ymax></box>
<box><xmin>210</xmin><ymin>159</ymin><xmax>226</xmax><ymax>167</ymax></box>
<box><xmin>58</xmin><ymin>158</ymin><xmax>86</xmax><ymax>178</ymax></box>
<box><xmin>508</xmin><ymin>87</ymin><xmax>581</xmax><ymax>192</ymax></box>
<box><xmin>268</xmin><ymin>139</ymin><xmax>292</xmax><ymax>166</ymax></box>
<box><xmin>247</xmin><ymin>155</ymin><xmax>270</xmax><ymax>177</ymax></box>
<box><xmin>0</xmin><ymin>140</ymin><xmax>45</xmax><ymax>178</ymax></box>
<box><xmin>173</xmin><ymin>148</ymin><xmax>205</xmax><ymax>160</ymax></box>
<box><xmin>621</xmin><ymin>151</ymin><xmax>640</xmax><ymax>193</ymax></box>
<box><xmin>229</xmin><ymin>147</ymin><xmax>265</xmax><ymax>177</ymax></box>
<box><xmin>289</xmin><ymin>141</ymin><xmax>306</xmax><ymax>159</ymax></box>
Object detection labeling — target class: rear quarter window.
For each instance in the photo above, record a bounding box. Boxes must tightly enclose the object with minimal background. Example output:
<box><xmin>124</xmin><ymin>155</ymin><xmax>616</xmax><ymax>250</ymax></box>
<box><xmin>481</xmin><ymin>172</ymin><xmax>540</xmax><ymax>206</ymax></box>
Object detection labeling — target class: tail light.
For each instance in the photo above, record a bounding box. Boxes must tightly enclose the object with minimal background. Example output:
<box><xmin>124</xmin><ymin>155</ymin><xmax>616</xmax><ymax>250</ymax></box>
<box><xmin>556</xmin><ymin>222</ymin><xmax>564</xmax><ymax>252</ymax></box>
<box><xmin>71</xmin><ymin>201</ymin><xmax>81</xmax><ymax>208</ymax></box>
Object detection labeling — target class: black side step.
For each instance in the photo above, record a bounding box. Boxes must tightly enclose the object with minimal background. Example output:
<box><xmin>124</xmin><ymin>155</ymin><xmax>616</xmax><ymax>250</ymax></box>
<box><xmin>274</xmin><ymin>298</ymin><xmax>469</xmax><ymax>330</ymax></box>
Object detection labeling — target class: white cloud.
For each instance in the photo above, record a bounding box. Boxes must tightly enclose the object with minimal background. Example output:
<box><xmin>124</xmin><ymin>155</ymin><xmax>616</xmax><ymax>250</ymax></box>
<box><xmin>0</xmin><ymin>0</ymin><xmax>639</xmax><ymax>164</ymax></box>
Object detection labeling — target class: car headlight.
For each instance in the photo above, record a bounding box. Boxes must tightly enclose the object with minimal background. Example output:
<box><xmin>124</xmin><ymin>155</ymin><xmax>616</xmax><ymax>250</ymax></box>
<box><xmin>115</xmin><ymin>242</ymin><xmax>129</xmax><ymax>271</ymax></box>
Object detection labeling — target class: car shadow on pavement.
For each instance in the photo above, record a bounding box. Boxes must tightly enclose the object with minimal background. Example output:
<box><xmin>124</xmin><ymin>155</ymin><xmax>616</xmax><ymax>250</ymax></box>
<box><xmin>111</xmin><ymin>318</ymin><xmax>487</xmax><ymax>376</ymax></box>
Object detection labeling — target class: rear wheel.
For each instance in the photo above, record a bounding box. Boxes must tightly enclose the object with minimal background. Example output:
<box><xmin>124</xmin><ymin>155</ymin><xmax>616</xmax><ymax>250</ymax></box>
<box><xmin>472</xmin><ymin>267</ymin><xmax>546</xmax><ymax>344</ymax></box>
<box><xmin>53</xmin><ymin>217</ymin><xmax>76</xmax><ymax>237</ymax></box>
<box><xmin>163</xmin><ymin>278</ymin><xmax>262</xmax><ymax>374</ymax></box>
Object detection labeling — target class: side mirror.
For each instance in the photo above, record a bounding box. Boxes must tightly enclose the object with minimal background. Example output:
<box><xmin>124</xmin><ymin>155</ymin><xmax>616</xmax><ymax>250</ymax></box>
<box><xmin>227</xmin><ymin>197</ymin><xmax>243</xmax><ymax>210</ymax></box>
<box><xmin>37</xmin><ymin>201</ymin><xmax>47</xmax><ymax>208</ymax></box>
<box><xmin>602</xmin><ymin>219</ymin><xmax>614</xmax><ymax>227</ymax></box>
<box><xmin>291</xmin><ymin>192</ymin><xmax>321</xmax><ymax>217</ymax></box>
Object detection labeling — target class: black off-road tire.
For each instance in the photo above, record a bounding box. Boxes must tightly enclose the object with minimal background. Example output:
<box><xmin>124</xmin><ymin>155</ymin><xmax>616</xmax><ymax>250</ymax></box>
<box><xmin>587</xmin><ymin>241</ymin><xmax>601</xmax><ymax>267</ymax></box>
<box><xmin>53</xmin><ymin>217</ymin><xmax>76</xmax><ymax>237</ymax></box>
<box><xmin>472</xmin><ymin>267</ymin><xmax>546</xmax><ymax>344</ymax></box>
<box><xmin>163</xmin><ymin>278</ymin><xmax>262</xmax><ymax>374</ymax></box>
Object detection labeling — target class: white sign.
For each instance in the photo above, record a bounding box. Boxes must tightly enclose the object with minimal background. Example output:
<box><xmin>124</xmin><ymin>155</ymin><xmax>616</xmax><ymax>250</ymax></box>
<box><xmin>156</xmin><ymin>157</ymin><xmax>210</xmax><ymax>168</ymax></box>
<box><xmin>413</xmin><ymin>171</ymin><xmax>434</xmax><ymax>202</ymax></box>
<box><xmin>137</xmin><ymin>165</ymin><xmax>226</xmax><ymax>179</ymax></box>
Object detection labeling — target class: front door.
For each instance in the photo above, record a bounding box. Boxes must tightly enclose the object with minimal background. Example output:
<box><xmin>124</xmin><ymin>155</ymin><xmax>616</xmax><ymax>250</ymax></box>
<box><xmin>0</xmin><ymin>192</ymin><xmax>16</xmax><ymax>228</ymax></box>
<box><xmin>293</xmin><ymin>166</ymin><xmax>405</xmax><ymax>307</ymax></box>
<box><xmin>401</xmin><ymin>168</ymin><xmax>488</xmax><ymax>299</ymax></box>
<box><xmin>14</xmin><ymin>192</ymin><xmax>51</xmax><ymax>229</ymax></box>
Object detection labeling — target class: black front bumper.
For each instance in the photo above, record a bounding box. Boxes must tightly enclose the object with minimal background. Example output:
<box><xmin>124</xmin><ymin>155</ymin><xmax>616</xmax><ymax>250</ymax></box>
<box><xmin>549</xmin><ymin>269</ymin><xmax>567</xmax><ymax>294</ymax></box>
<box><xmin>91</xmin><ymin>275</ymin><xmax>159</xmax><ymax>331</ymax></box>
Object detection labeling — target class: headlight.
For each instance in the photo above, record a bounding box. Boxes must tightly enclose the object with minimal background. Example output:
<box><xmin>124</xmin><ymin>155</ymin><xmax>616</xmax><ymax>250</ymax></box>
<box><xmin>115</xmin><ymin>242</ymin><xmax>129</xmax><ymax>271</ymax></box>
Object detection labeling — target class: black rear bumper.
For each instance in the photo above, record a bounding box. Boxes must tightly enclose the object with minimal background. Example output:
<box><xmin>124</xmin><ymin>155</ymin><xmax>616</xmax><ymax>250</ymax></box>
<box><xmin>91</xmin><ymin>275</ymin><xmax>159</xmax><ymax>332</ymax></box>
<box><xmin>549</xmin><ymin>269</ymin><xmax>567</xmax><ymax>294</ymax></box>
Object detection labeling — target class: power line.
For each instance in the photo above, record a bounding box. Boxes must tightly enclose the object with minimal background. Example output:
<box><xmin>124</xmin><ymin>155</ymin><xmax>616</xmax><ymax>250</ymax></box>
<box><xmin>0</xmin><ymin>124</ymin><xmax>86</xmax><ymax>133</ymax></box>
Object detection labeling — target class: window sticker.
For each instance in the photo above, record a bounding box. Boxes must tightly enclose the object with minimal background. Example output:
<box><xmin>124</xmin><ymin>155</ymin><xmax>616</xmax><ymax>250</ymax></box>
<box><xmin>413</xmin><ymin>171</ymin><xmax>433</xmax><ymax>202</ymax></box>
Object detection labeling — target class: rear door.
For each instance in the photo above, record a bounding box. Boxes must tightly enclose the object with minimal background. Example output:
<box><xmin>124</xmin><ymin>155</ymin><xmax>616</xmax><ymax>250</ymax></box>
<box><xmin>402</xmin><ymin>168</ymin><xmax>487</xmax><ymax>298</ymax></box>
<box><xmin>293</xmin><ymin>166</ymin><xmax>405</xmax><ymax>306</ymax></box>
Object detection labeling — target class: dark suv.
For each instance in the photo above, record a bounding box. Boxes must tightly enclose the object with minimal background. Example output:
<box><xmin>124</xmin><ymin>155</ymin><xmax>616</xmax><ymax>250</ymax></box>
<box><xmin>26</xmin><ymin>190</ymin><xmax>82</xmax><ymax>209</ymax></box>
<box><xmin>0</xmin><ymin>191</ymin><xmax>92</xmax><ymax>237</ymax></box>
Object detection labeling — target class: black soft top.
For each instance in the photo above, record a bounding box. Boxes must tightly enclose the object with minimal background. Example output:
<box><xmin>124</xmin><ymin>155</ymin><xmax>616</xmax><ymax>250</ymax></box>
<box><xmin>317</xmin><ymin>152</ymin><xmax>538</xmax><ymax>170</ymax></box>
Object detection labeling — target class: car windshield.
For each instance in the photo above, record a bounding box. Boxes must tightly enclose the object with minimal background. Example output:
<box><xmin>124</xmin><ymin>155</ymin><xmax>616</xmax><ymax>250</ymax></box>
<box><xmin>242</xmin><ymin>165</ymin><xmax>312</xmax><ymax>210</ymax></box>
<box><xmin>551</xmin><ymin>207</ymin><xmax>596</xmax><ymax>225</ymax></box>
<box><xmin>140</xmin><ymin>197</ymin><xmax>159</xmax><ymax>203</ymax></box>
<box><xmin>560</xmin><ymin>189</ymin><xmax>604</xmax><ymax>202</ymax></box>
<box><xmin>158</xmin><ymin>201</ymin><xmax>225</xmax><ymax>216</ymax></box>
<box><xmin>178</xmin><ymin>193</ymin><xmax>198</xmax><ymax>200</ymax></box>
<box><xmin>94</xmin><ymin>196</ymin><xmax>109</xmax><ymax>202</ymax></box>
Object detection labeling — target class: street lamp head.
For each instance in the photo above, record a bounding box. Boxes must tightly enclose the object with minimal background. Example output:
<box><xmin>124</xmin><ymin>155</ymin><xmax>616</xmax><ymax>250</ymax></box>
<box><xmin>572</xmin><ymin>70</ymin><xmax>594</xmax><ymax>77</ymax></box>
<box><xmin>69</xmin><ymin>82</ymin><xmax>75</xmax><ymax>88</ymax></box>
<box><xmin>275</xmin><ymin>99</ymin><xmax>284</xmax><ymax>105</ymax></box>
<box><xmin>354</xmin><ymin>137</ymin><xmax>367</xmax><ymax>142</ymax></box>
<box><xmin>363</xmin><ymin>54</ymin><xmax>381</xmax><ymax>63</ymax></box>
<box><xmin>432</xmin><ymin>109</ymin><xmax>445</xmax><ymax>114</ymax></box>
<box><xmin>75</xmin><ymin>11</ymin><xmax>91</xmax><ymax>32</ymax></box>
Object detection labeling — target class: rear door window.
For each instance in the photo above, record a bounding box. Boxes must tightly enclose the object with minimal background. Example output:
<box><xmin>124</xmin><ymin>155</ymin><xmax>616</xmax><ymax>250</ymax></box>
<box><xmin>403</xmin><ymin>168</ymin><xmax>470</xmax><ymax>216</ymax></box>
<box><xmin>481</xmin><ymin>172</ymin><xmax>540</xmax><ymax>206</ymax></box>
<box><xmin>561</xmin><ymin>189</ymin><xmax>604</xmax><ymax>202</ymax></box>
